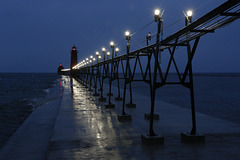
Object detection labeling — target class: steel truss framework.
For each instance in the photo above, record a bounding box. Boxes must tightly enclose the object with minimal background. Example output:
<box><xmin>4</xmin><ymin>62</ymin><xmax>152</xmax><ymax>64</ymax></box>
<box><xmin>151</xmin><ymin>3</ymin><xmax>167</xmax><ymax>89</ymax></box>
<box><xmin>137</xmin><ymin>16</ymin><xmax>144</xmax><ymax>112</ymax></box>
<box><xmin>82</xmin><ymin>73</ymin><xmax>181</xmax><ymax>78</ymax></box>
<box><xmin>72</xmin><ymin>0</ymin><xmax>240</xmax><ymax>138</ymax></box>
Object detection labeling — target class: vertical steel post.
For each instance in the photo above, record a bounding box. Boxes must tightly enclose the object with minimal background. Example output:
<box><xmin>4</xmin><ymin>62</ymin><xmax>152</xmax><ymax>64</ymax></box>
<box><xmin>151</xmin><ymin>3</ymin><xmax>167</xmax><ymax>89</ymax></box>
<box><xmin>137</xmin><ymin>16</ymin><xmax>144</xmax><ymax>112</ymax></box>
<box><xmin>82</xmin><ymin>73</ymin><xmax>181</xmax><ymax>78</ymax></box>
<box><xmin>149</xmin><ymin>16</ymin><xmax>162</xmax><ymax>136</ymax></box>
<box><xmin>187</xmin><ymin>44</ymin><xmax>197</xmax><ymax>134</ymax></box>
<box><xmin>94</xmin><ymin>57</ymin><xmax>99</xmax><ymax>95</ymax></box>
<box><xmin>115</xmin><ymin>50</ymin><xmax>122</xmax><ymax>100</ymax></box>
<box><xmin>185</xmin><ymin>15</ymin><xmax>197</xmax><ymax>134</ymax></box>
<box><xmin>122</xmin><ymin>38</ymin><xmax>130</xmax><ymax>115</ymax></box>
<box><xmin>85</xmin><ymin>63</ymin><xmax>89</xmax><ymax>88</ymax></box>
<box><xmin>146</xmin><ymin>37</ymin><xmax>149</xmax><ymax>46</ymax></box>
<box><xmin>116</xmin><ymin>60</ymin><xmax>122</xmax><ymax>100</ymax></box>
<box><xmin>99</xmin><ymin>50</ymin><xmax>106</xmax><ymax>100</ymax></box>
<box><xmin>88</xmin><ymin>60</ymin><xmax>93</xmax><ymax>91</ymax></box>
<box><xmin>146</xmin><ymin>32</ymin><xmax>151</xmax><ymax>46</ymax></box>
<box><xmin>127</xmin><ymin>47</ymin><xmax>134</xmax><ymax>105</ymax></box>
<box><xmin>108</xmin><ymin>45</ymin><xmax>114</xmax><ymax>104</ymax></box>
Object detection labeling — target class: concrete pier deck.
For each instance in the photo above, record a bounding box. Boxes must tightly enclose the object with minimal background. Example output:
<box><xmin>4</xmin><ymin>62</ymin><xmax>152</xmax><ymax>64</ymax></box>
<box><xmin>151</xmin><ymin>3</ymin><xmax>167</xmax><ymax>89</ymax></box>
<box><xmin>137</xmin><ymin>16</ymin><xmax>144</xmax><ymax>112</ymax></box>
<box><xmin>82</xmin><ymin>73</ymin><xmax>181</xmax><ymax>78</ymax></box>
<box><xmin>1</xmin><ymin>75</ymin><xmax>240</xmax><ymax>159</ymax></box>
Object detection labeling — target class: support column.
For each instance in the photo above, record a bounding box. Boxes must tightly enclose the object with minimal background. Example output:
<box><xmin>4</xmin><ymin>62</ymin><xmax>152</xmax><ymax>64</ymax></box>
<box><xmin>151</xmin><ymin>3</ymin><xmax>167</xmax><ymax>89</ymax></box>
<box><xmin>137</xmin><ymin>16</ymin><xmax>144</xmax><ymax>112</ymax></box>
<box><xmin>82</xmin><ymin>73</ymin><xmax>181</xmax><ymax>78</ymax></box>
<box><xmin>180</xmin><ymin>42</ymin><xmax>205</xmax><ymax>143</ymax></box>
<box><xmin>118</xmin><ymin>32</ymin><xmax>132</xmax><ymax>121</ymax></box>
<box><xmin>99</xmin><ymin>49</ymin><xmax>107</xmax><ymax>102</ymax></box>
<box><xmin>105</xmin><ymin>43</ymin><xmax>115</xmax><ymax>109</ymax></box>
<box><xmin>142</xmin><ymin>11</ymin><xmax>164</xmax><ymax>144</ymax></box>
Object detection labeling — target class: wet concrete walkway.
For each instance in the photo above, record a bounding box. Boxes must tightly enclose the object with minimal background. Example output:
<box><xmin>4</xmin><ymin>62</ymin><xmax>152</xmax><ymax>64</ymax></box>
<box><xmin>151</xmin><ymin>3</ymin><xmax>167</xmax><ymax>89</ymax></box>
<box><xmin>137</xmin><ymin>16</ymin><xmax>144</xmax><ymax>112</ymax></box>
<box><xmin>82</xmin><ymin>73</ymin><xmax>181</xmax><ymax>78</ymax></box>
<box><xmin>47</xmin><ymin>76</ymin><xmax>240</xmax><ymax>159</ymax></box>
<box><xmin>1</xmin><ymin>75</ymin><xmax>240</xmax><ymax>159</ymax></box>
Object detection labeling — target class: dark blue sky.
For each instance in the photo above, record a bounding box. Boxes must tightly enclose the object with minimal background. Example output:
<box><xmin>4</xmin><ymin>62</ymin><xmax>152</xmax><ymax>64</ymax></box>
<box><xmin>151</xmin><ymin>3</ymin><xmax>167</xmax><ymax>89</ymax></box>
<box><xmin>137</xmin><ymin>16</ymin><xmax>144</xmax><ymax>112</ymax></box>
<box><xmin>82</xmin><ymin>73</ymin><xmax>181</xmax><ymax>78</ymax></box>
<box><xmin>0</xmin><ymin>0</ymin><xmax>239</xmax><ymax>73</ymax></box>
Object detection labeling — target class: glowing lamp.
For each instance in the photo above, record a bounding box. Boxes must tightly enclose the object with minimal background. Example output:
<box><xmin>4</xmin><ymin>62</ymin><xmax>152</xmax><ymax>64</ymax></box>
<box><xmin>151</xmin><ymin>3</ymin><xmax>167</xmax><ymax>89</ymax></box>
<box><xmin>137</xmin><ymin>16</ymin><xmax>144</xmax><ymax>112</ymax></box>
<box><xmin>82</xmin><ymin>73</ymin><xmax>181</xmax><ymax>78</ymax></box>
<box><xmin>115</xmin><ymin>48</ymin><xmax>119</xmax><ymax>52</ymax></box>
<box><xmin>107</xmin><ymin>52</ymin><xmax>110</xmax><ymax>56</ymax></box>
<box><xmin>125</xmin><ymin>31</ymin><xmax>130</xmax><ymax>37</ymax></box>
<box><xmin>154</xmin><ymin>9</ymin><xmax>160</xmax><ymax>16</ymax></box>
<box><xmin>96</xmin><ymin>51</ymin><xmax>99</xmax><ymax>56</ymax></box>
<box><xmin>125</xmin><ymin>31</ymin><xmax>130</xmax><ymax>40</ymax></box>
<box><xmin>90</xmin><ymin>60</ymin><xmax>92</xmax><ymax>63</ymax></box>
<box><xmin>186</xmin><ymin>10</ymin><xmax>193</xmax><ymax>22</ymax></box>
<box><xmin>86</xmin><ymin>58</ymin><xmax>89</xmax><ymax>61</ymax></box>
<box><xmin>90</xmin><ymin>55</ymin><xmax>93</xmax><ymax>59</ymax></box>
<box><xmin>99</xmin><ymin>55</ymin><xmax>101</xmax><ymax>59</ymax></box>
<box><xmin>187</xmin><ymin>10</ymin><xmax>193</xmax><ymax>17</ymax></box>
<box><xmin>110</xmin><ymin>41</ymin><xmax>114</xmax><ymax>47</ymax></box>
<box><xmin>154</xmin><ymin>9</ymin><xmax>161</xmax><ymax>22</ymax></box>
<box><xmin>93</xmin><ymin>58</ymin><xmax>96</xmax><ymax>61</ymax></box>
<box><xmin>102</xmin><ymin>47</ymin><xmax>106</xmax><ymax>52</ymax></box>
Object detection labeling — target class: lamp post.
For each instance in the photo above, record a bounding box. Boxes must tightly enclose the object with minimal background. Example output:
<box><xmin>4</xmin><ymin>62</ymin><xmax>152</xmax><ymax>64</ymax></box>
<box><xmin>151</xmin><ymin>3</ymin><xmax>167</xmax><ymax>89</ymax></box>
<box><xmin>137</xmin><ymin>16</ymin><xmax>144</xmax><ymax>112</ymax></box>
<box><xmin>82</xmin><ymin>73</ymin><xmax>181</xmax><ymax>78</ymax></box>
<box><xmin>186</xmin><ymin>10</ymin><xmax>193</xmax><ymax>25</ymax></box>
<box><xmin>146</xmin><ymin>32</ymin><xmax>151</xmax><ymax>46</ymax></box>
<box><xmin>105</xmin><ymin>41</ymin><xmax>115</xmax><ymax>108</ymax></box>
<box><xmin>149</xmin><ymin>9</ymin><xmax>163</xmax><ymax>137</ymax></box>
<box><xmin>91</xmin><ymin>55</ymin><xmax>98</xmax><ymax>96</ymax></box>
<box><xmin>96</xmin><ymin>52</ymin><xmax>99</xmax><ymax>63</ymax></box>
<box><xmin>125</xmin><ymin>31</ymin><xmax>135</xmax><ymax>108</ymax></box>
<box><xmin>114</xmin><ymin>47</ymin><xmax>123</xmax><ymax>101</ymax></box>
<box><xmin>122</xmin><ymin>30</ymin><xmax>131</xmax><ymax>115</ymax></box>
<box><xmin>99</xmin><ymin>47</ymin><xmax>107</xmax><ymax>101</ymax></box>
<box><xmin>125</xmin><ymin>31</ymin><xmax>130</xmax><ymax>48</ymax></box>
<box><xmin>115</xmin><ymin>47</ymin><xmax>119</xmax><ymax>57</ymax></box>
<box><xmin>107</xmin><ymin>51</ymin><xmax>110</xmax><ymax>59</ymax></box>
<box><xmin>88</xmin><ymin>56</ymin><xmax>94</xmax><ymax>91</ymax></box>
<box><xmin>85</xmin><ymin>58</ymin><xmax>89</xmax><ymax>88</ymax></box>
<box><xmin>82</xmin><ymin>60</ymin><xmax>86</xmax><ymax>83</ymax></box>
<box><xmin>117</xmin><ymin>30</ymin><xmax>133</xmax><ymax>121</ymax></box>
<box><xmin>108</xmin><ymin>41</ymin><xmax>115</xmax><ymax>98</ymax></box>
<box><xmin>185</xmin><ymin>10</ymin><xmax>193</xmax><ymax>41</ymax></box>
<box><xmin>183</xmin><ymin>10</ymin><xmax>198</xmax><ymax>136</ymax></box>
<box><xmin>93</xmin><ymin>52</ymin><xmax>100</xmax><ymax>96</ymax></box>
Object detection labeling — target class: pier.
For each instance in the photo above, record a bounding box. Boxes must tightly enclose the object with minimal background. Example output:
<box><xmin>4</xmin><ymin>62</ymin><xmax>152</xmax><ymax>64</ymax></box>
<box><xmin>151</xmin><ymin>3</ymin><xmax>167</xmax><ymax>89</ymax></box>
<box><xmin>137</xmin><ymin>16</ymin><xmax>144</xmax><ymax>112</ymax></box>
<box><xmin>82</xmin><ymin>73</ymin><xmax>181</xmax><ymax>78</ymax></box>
<box><xmin>69</xmin><ymin>0</ymin><xmax>240</xmax><ymax>143</ymax></box>
<box><xmin>0</xmin><ymin>76</ymin><xmax>240</xmax><ymax>159</ymax></box>
<box><xmin>0</xmin><ymin>0</ymin><xmax>240</xmax><ymax>159</ymax></box>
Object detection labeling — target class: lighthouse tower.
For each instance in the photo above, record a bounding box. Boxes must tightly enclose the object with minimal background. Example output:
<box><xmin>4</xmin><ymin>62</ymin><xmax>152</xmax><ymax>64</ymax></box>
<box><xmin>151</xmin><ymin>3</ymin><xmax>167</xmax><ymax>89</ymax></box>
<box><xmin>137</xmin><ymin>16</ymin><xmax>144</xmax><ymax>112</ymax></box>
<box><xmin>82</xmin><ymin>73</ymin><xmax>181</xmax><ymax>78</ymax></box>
<box><xmin>70</xmin><ymin>45</ymin><xmax>78</xmax><ymax>72</ymax></box>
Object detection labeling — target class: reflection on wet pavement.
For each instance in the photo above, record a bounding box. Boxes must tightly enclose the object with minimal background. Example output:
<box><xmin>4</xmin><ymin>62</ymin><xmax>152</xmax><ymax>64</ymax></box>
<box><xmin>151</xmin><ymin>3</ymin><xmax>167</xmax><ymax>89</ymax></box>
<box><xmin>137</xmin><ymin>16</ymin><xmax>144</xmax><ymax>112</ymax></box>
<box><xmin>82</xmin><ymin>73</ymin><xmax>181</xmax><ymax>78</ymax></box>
<box><xmin>47</xmin><ymin>76</ymin><xmax>240</xmax><ymax>159</ymax></box>
<box><xmin>48</xmin><ymin>77</ymin><xmax>139</xmax><ymax>159</ymax></box>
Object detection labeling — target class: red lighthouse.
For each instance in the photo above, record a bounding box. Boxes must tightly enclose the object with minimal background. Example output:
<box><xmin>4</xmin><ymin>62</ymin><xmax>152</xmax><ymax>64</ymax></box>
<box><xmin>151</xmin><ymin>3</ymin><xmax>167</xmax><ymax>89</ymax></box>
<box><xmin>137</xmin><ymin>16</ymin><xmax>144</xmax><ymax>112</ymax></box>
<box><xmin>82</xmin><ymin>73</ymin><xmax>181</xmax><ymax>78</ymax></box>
<box><xmin>71</xmin><ymin>45</ymin><xmax>78</xmax><ymax>72</ymax></box>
